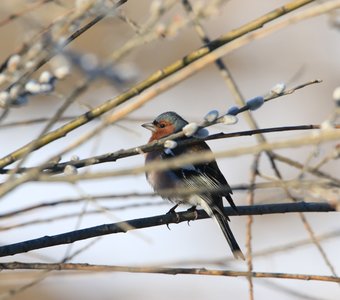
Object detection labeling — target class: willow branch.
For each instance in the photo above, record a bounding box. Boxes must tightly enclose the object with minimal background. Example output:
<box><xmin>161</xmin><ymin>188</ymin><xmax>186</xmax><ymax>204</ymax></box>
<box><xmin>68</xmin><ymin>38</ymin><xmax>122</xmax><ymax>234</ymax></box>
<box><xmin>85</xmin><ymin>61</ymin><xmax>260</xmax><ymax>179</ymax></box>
<box><xmin>0</xmin><ymin>123</ymin><xmax>329</xmax><ymax>175</ymax></box>
<box><xmin>0</xmin><ymin>0</ymin><xmax>315</xmax><ymax>169</ymax></box>
<box><xmin>37</xmin><ymin>128</ymin><xmax>340</xmax><ymax>183</ymax></box>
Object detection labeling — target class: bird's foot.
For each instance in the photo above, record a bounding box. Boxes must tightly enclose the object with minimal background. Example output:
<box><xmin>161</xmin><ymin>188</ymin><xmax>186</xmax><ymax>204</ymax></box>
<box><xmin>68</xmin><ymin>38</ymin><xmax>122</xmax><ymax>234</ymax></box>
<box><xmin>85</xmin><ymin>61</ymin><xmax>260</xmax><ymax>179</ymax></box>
<box><xmin>166</xmin><ymin>204</ymin><xmax>180</xmax><ymax>230</ymax></box>
<box><xmin>167</xmin><ymin>204</ymin><xmax>179</xmax><ymax>215</ymax></box>
<box><xmin>187</xmin><ymin>205</ymin><xmax>198</xmax><ymax>226</ymax></box>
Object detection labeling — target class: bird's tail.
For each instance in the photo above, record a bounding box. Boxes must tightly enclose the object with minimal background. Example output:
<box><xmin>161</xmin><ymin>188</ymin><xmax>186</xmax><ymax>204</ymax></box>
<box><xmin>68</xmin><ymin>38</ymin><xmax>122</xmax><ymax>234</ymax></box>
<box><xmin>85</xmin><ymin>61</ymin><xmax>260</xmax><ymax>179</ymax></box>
<box><xmin>213</xmin><ymin>209</ymin><xmax>245</xmax><ymax>260</ymax></box>
<box><xmin>199</xmin><ymin>199</ymin><xmax>244</xmax><ymax>260</ymax></box>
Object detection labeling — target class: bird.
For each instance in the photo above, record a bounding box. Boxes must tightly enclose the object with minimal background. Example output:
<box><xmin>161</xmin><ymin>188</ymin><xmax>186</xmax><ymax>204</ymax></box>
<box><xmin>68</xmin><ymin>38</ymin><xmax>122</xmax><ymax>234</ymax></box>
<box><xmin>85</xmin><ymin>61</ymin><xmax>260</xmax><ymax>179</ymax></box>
<box><xmin>142</xmin><ymin>111</ymin><xmax>244</xmax><ymax>260</ymax></box>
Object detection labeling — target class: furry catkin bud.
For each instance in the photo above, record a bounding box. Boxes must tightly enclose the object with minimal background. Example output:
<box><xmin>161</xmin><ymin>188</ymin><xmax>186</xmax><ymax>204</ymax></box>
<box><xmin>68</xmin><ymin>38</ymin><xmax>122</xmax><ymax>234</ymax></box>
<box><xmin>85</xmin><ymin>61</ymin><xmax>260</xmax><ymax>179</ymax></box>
<box><xmin>164</xmin><ymin>140</ymin><xmax>177</xmax><ymax>149</ymax></box>
<box><xmin>9</xmin><ymin>84</ymin><xmax>20</xmax><ymax>99</ymax></box>
<box><xmin>204</xmin><ymin>110</ymin><xmax>219</xmax><ymax>122</ymax></box>
<box><xmin>39</xmin><ymin>83</ymin><xmax>54</xmax><ymax>93</ymax></box>
<box><xmin>246</xmin><ymin>96</ymin><xmax>264</xmax><ymax>111</ymax></box>
<box><xmin>227</xmin><ymin>106</ymin><xmax>240</xmax><ymax>116</ymax></box>
<box><xmin>0</xmin><ymin>91</ymin><xmax>10</xmax><ymax>108</ymax></box>
<box><xmin>0</xmin><ymin>73</ymin><xmax>7</xmax><ymax>85</ymax></box>
<box><xmin>64</xmin><ymin>165</ymin><xmax>78</xmax><ymax>175</ymax></box>
<box><xmin>54</xmin><ymin>66</ymin><xmax>70</xmax><ymax>79</ymax></box>
<box><xmin>25</xmin><ymin>80</ymin><xmax>41</xmax><ymax>94</ymax></box>
<box><xmin>219</xmin><ymin>114</ymin><xmax>238</xmax><ymax>125</ymax></box>
<box><xmin>183</xmin><ymin>122</ymin><xmax>198</xmax><ymax>137</ymax></box>
<box><xmin>39</xmin><ymin>71</ymin><xmax>54</xmax><ymax>83</ymax></box>
<box><xmin>71</xmin><ymin>155</ymin><xmax>80</xmax><ymax>161</ymax></box>
<box><xmin>270</xmin><ymin>83</ymin><xmax>286</xmax><ymax>95</ymax></box>
<box><xmin>194</xmin><ymin>128</ymin><xmax>209</xmax><ymax>138</ymax></box>
<box><xmin>7</xmin><ymin>54</ymin><xmax>21</xmax><ymax>73</ymax></box>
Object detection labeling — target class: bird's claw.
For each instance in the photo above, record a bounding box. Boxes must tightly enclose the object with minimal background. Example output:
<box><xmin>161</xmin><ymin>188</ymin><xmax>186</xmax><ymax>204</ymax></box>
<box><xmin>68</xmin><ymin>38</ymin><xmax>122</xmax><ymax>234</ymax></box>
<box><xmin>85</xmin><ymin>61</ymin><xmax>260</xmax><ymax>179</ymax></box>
<box><xmin>187</xmin><ymin>206</ymin><xmax>198</xmax><ymax>226</ymax></box>
<box><xmin>165</xmin><ymin>213</ymin><xmax>180</xmax><ymax>230</ymax></box>
<box><xmin>165</xmin><ymin>204</ymin><xmax>180</xmax><ymax>230</ymax></box>
<box><xmin>166</xmin><ymin>204</ymin><xmax>179</xmax><ymax>215</ymax></box>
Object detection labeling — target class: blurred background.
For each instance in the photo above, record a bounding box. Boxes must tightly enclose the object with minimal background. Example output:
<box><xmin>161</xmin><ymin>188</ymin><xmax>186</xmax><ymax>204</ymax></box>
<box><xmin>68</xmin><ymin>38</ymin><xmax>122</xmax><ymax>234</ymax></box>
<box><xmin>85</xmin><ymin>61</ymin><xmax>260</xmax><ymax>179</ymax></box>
<box><xmin>0</xmin><ymin>0</ymin><xmax>339</xmax><ymax>299</ymax></box>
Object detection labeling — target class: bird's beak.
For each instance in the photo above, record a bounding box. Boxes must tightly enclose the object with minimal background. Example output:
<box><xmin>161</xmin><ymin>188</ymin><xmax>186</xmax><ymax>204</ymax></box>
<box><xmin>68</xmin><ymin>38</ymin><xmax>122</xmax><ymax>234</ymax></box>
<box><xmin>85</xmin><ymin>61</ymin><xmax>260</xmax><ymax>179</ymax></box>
<box><xmin>141</xmin><ymin>122</ymin><xmax>156</xmax><ymax>132</ymax></box>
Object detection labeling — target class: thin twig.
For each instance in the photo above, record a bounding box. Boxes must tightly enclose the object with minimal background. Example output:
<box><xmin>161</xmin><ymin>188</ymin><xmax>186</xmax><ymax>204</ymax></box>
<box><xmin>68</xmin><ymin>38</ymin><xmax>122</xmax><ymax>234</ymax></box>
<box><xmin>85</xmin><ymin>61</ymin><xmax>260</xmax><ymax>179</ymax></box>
<box><xmin>245</xmin><ymin>155</ymin><xmax>260</xmax><ymax>300</ymax></box>
<box><xmin>0</xmin><ymin>179</ymin><xmax>336</xmax><ymax>220</ymax></box>
<box><xmin>1</xmin><ymin>262</ymin><xmax>340</xmax><ymax>284</ymax></box>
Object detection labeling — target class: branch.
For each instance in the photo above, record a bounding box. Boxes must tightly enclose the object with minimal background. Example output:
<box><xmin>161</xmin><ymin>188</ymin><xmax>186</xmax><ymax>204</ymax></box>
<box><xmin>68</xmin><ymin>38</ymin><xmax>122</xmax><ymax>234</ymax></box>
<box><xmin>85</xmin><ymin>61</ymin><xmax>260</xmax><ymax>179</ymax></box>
<box><xmin>0</xmin><ymin>0</ymin><xmax>314</xmax><ymax>169</ymax></box>
<box><xmin>0</xmin><ymin>123</ymin><xmax>330</xmax><ymax>175</ymax></box>
<box><xmin>0</xmin><ymin>202</ymin><xmax>335</xmax><ymax>257</ymax></box>
<box><xmin>1</xmin><ymin>262</ymin><xmax>340</xmax><ymax>284</ymax></box>
<box><xmin>37</xmin><ymin>128</ymin><xmax>340</xmax><ymax>183</ymax></box>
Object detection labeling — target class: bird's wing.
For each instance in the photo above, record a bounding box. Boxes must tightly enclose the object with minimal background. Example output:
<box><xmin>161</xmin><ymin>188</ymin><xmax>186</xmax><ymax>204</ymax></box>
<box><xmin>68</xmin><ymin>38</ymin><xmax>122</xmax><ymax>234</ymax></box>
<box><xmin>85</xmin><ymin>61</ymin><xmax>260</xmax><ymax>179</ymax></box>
<box><xmin>161</xmin><ymin>142</ymin><xmax>236</xmax><ymax>210</ymax></box>
<box><xmin>162</xmin><ymin>143</ymin><xmax>244</xmax><ymax>259</ymax></box>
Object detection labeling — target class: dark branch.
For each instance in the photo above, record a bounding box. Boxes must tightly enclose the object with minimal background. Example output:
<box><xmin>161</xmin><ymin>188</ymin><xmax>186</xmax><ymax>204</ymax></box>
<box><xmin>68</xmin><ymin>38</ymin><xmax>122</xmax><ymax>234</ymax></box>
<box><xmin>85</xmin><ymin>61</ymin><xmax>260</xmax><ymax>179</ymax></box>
<box><xmin>0</xmin><ymin>202</ymin><xmax>335</xmax><ymax>257</ymax></box>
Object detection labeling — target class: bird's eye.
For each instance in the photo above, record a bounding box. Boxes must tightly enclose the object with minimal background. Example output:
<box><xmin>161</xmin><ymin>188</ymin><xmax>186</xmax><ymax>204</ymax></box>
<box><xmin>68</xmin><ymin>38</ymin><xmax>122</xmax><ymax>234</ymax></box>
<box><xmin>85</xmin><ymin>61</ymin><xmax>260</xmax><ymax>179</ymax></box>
<box><xmin>159</xmin><ymin>123</ymin><xmax>166</xmax><ymax>128</ymax></box>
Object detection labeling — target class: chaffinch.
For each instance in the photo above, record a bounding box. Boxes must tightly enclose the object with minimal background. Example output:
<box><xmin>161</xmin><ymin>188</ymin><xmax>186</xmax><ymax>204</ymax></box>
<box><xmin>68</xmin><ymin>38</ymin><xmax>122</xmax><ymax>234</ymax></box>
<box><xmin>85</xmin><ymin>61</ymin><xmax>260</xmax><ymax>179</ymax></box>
<box><xmin>142</xmin><ymin>111</ymin><xmax>244</xmax><ymax>260</ymax></box>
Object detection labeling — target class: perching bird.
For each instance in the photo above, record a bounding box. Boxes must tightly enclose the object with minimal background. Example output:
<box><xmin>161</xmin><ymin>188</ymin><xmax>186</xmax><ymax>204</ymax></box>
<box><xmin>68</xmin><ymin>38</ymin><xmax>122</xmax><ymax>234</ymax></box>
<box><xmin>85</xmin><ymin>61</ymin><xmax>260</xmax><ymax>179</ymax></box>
<box><xmin>142</xmin><ymin>111</ymin><xmax>244</xmax><ymax>260</ymax></box>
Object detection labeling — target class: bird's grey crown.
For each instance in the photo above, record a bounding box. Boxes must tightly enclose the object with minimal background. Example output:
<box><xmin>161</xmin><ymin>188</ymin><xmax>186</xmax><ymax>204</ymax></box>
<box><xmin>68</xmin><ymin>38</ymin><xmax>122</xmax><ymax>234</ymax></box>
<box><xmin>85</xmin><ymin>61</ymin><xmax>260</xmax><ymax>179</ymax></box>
<box><xmin>154</xmin><ymin>111</ymin><xmax>188</xmax><ymax>132</ymax></box>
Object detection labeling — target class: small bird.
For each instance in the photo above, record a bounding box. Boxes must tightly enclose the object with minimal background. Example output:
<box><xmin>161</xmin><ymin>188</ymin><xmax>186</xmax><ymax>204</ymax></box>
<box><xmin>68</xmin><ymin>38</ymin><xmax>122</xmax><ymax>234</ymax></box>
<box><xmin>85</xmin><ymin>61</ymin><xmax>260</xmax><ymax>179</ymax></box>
<box><xmin>142</xmin><ymin>111</ymin><xmax>244</xmax><ymax>260</ymax></box>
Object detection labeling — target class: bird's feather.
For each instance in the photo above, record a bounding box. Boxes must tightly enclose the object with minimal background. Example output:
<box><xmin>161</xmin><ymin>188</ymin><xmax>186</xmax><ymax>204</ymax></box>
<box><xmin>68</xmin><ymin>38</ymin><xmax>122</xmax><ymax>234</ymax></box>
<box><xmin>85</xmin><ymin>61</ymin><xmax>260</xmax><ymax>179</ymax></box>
<box><xmin>143</xmin><ymin>112</ymin><xmax>243</xmax><ymax>259</ymax></box>
<box><xmin>161</xmin><ymin>142</ymin><xmax>237</xmax><ymax>210</ymax></box>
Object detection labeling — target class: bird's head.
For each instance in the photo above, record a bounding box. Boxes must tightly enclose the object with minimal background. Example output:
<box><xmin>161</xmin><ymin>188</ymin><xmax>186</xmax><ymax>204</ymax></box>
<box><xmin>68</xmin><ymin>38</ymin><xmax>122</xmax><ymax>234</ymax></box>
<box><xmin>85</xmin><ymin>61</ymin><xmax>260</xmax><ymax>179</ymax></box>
<box><xmin>142</xmin><ymin>111</ymin><xmax>188</xmax><ymax>141</ymax></box>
